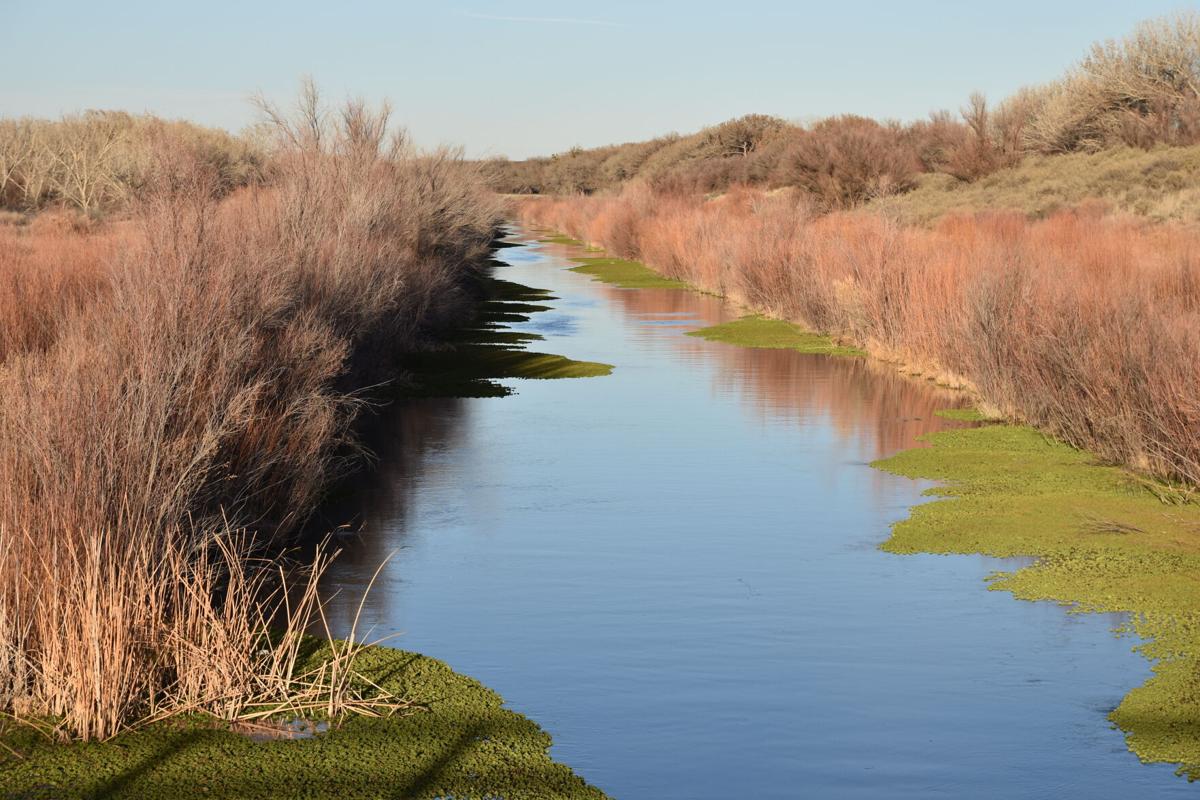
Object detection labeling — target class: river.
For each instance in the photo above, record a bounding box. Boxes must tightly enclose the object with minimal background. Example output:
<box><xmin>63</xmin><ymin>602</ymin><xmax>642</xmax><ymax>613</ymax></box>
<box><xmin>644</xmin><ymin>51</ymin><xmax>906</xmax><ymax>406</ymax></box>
<box><xmin>314</xmin><ymin>227</ymin><xmax>1192</xmax><ymax>798</ymax></box>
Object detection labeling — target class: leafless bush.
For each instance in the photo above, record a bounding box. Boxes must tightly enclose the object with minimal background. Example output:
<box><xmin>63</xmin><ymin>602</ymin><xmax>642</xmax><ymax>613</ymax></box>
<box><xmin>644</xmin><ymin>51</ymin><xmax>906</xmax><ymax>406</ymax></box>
<box><xmin>776</xmin><ymin>116</ymin><xmax>919</xmax><ymax>209</ymax></box>
<box><xmin>0</xmin><ymin>111</ymin><xmax>265</xmax><ymax>215</ymax></box>
<box><xmin>1026</xmin><ymin>13</ymin><xmax>1200</xmax><ymax>152</ymax></box>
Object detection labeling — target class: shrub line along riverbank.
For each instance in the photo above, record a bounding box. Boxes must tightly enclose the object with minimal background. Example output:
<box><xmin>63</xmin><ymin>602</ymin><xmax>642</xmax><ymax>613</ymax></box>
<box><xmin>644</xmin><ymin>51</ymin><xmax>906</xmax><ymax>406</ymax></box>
<box><xmin>531</xmin><ymin>226</ymin><xmax>1200</xmax><ymax>778</ymax></box>
<box><xmin>517</xmin><ymin>191</ymin><xmax>1200</xmax><ymax>492</ymax></box>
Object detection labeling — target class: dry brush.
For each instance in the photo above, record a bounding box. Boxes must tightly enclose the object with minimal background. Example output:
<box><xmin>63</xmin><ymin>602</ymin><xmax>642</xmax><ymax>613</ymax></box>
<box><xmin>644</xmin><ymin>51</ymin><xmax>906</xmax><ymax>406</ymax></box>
<box><xmin>0</xmin><ymin>87</ymin><xmax>502</xmax><ymax>740</ymax></box>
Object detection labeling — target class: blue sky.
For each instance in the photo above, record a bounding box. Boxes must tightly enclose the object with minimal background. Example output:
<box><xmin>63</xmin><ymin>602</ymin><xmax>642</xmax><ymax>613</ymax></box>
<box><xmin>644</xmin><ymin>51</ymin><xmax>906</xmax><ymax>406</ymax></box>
<box><xmin>4</xmin><ymin>1</ymin><xmax>1194</xmax><ymax>158</ymax></box>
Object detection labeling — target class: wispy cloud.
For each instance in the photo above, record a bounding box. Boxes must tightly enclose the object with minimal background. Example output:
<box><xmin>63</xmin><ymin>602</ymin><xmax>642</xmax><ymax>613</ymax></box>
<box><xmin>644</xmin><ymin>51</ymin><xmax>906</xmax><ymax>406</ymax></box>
<box><xmin>459</xmin><ymin>10</ymin><xmax>623</xmax><ymax>27</ymax></box>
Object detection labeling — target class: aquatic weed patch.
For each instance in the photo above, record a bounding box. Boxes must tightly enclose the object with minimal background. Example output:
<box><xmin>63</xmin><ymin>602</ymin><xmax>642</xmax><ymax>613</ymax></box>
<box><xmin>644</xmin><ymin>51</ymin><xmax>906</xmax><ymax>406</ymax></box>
<box><xmin>874</xmin><ymin>423</ymin><xmax>1200</xmax><ymax>777</ymax></box>
<box><xmin>538</xmin><ymin>233</ymin><xmax>586</xmax><ymax>247</ymax></box>
<box><xmin>934</xmin><ymin>407</ymin><xmax>1001</xmax><ymax>423</ymax></box>
<box><xmin>686</xmin><ymin>315</ymin><xmax>864</xmax><ymax>357</ymax></box>
<box><xmin>0</xmin><ymin>644</ymin><xmax>607</xmax><ymax>800</ymax></box>
<box><xmin>567</xmin><ymin>257</ymin><xmax>690</xmax><ymax>290</ymax></box>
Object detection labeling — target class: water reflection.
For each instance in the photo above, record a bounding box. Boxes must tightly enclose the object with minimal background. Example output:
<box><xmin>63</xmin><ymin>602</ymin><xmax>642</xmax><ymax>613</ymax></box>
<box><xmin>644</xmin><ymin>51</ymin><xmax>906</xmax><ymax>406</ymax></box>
<box><xmin>599</xmin><ymin>280</ymin><xmax>965</xmax><ymax>461</ymax></box>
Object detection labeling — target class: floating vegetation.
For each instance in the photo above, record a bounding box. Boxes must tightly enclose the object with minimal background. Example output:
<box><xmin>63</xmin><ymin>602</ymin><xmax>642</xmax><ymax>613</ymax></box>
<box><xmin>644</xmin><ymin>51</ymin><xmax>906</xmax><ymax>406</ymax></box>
<box><xmin>874</xmin><ymin>422</ymin><xmax>1200</xmax><ymax>778</ymax></box>
<box><xmin>538</xmin><ymin>233</ymin><xmax>585</xmax><ymax>246</ymax></box>
<box><xmin>401</xmin><ymin>276</ymin><xmax>613</xmax><ymax>398</ymax></box>
<box><xmin>934</xmin><ymin>407</ymin><xmax>1001</xmax><ymax>423</ymax></box>
<box><xmin>567</xmin><ymin>257</ymin><xmax>690</xmax><ymax>290</ymax></box>
<box><xmin>686</xmin><ymin>315</ymin><xmax>864</xmax><ymax>357</ymax></box>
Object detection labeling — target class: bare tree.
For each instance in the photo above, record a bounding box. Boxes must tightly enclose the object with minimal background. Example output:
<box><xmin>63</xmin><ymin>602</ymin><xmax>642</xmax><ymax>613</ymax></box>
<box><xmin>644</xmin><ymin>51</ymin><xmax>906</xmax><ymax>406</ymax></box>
<box><xmin>0</xmin><ymin>119</ymin><xmax>30</xmax><ymax>207</ymax></box>
<box><xmin>704</xmin><ymin>114</ymin><xmax>786</xmax><ymax>159</ymax></box>
<box><xmin>48</xmin><ymin>111</ymin><xmax>126</xmax><ymax>214</ymax></box>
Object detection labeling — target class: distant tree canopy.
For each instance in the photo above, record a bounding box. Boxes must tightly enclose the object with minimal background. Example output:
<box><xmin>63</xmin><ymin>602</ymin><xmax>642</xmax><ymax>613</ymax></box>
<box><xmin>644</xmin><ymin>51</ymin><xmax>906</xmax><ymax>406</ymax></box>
<box><xmin>0</xmin><ymin>111</ymin><xmax>266</xmax><ymax>214</ymax></box>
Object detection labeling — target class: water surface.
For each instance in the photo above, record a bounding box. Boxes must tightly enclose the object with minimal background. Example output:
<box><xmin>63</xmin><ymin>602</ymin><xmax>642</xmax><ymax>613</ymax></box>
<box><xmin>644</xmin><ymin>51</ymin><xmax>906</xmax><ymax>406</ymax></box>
<box><xmin>317</xmin><ymin>229</ymin><xmax>1191</xmax><ymax>798</ymax></box>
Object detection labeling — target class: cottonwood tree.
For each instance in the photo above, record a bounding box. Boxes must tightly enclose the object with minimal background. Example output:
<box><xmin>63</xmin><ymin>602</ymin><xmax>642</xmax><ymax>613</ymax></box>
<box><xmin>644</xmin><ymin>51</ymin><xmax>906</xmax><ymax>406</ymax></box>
<box><xmin>48</xmin><ymin>111</ymin><xmax>126</xmax><ymax>214</ymax></box>
<box><xmin>0</xmin><ymin>119</ymin><xmax>30</xmax><ymax>207</ymax></box>
<box><xmin>19</xmin><ymin>123</ymin><xmax>59</xmax><ymax>210</ymax></box>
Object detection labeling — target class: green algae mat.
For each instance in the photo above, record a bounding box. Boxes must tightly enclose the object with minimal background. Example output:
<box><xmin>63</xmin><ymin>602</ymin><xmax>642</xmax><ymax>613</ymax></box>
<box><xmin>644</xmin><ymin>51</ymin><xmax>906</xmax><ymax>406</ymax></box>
<box><xmin>566</xmin><ymin>256</ymin><xmax>690</xmax><ymax>290</ymax></box>
<box><xmin>686</xmin><ymin>315</ymin><xmax>864</xmax><ymax>356</ymax></box>
<box><xmin>875</xmin><ymin>421</ymin><xmax>1200</xmax><ymax>777</ymax></box>
<box><xmin>541</xmin><ymin>232</ymin><xmax>857</xmax><ymax>352</ymax></box>
<box><xmin>0</xmin><ymin>644</ymin><xmax>605</xmax><ymax>799</ymax></box>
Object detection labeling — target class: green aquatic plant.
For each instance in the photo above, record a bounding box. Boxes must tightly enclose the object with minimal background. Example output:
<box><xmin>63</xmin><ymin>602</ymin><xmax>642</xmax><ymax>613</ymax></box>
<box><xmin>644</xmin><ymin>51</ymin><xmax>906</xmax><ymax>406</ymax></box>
<box><xmin>567</xmin><ymin>257</ymin><xmax>690</xmax><ymax>290</ymax></box>
<box><xmin>874</xmin><ymin>423</ymin><xmax>1200</xmax><ymax>778</ymax></box>
<box><xmin>538</xmin><ymin>233</ymin><xmax>585</xmax><ymax>246</ymax></box>
<box><xmin>686</xmin><ymin>315</ymin><xmax>865</xmax><ymax>356</ymax></box>
<box><xmin>0</xmin><ymin>643</ymin><xmax>606</xmax><ymax>800</ymax></box>
<box><xmin>933</xmin><ymin>407</ymin><xmax>1000</xmax><ymax>423</ymax></box>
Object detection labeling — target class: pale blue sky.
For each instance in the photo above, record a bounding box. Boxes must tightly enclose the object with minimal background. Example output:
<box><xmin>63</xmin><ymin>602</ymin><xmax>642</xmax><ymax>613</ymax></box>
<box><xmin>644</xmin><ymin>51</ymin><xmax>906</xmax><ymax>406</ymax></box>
<box><xmin>4</xmin><ymin>1</ymin><xmax>1194</xmax><ymax>158</ymax></box>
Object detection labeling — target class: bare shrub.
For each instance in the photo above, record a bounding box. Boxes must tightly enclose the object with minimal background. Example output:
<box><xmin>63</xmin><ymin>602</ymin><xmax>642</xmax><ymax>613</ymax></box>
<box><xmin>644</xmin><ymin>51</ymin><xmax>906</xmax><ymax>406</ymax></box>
<box><xmin>1026</xmin><ymin>13</ymin><xmax>1200</xmax><ymax>152</ymax></box>
<box><xmin>776</xmin><ymin>116</ymin><xmax>919</xmax><ymax>209</ymax></box>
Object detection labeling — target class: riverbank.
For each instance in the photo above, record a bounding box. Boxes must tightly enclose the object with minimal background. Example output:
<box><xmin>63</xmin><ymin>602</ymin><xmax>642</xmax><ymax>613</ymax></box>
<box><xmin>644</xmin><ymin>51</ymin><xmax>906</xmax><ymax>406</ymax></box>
<box><xmin>0</xmin><ymin>641</ymin><xmax>606</xmax><ymax>799</ymax></box>
<box><xmin>533</xmin><ymin>227</ymin><xmax>1200</xmax><ymax>779</ymax></box>
<box><xmin>0</xmin><ymin>237</ymin><xmax>614</xmax><ymax>797</ymax></box>
<box><xmin>516</xmin><ymin>192</ymin><xmax>1200</xmax><ymax>492</ymax></box>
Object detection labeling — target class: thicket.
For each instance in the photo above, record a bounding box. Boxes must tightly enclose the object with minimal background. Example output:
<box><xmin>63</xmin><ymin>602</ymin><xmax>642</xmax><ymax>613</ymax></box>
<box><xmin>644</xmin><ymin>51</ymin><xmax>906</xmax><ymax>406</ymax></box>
<box><xmin>0</xmin><ymin>111</ymin><xmax>265</xmax><ymax>215</ymax></box>
<box><xmin>0</xmin><ymin>85</ymin><xmax>502</xmax><ymax>740</ymax></box>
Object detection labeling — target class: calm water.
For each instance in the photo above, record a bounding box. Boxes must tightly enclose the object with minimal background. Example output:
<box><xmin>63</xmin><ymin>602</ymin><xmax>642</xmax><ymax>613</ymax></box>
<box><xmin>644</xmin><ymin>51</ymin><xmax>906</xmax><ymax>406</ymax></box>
<box><xmin>316</xmin><ymin>228</ymin><xmax>1192</xmax><ymax>798</ymax></box>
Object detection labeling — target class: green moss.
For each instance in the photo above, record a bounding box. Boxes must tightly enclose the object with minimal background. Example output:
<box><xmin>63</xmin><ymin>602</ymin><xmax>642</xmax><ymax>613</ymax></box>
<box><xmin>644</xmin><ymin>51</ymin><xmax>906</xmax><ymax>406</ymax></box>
<box><xmin>873</xmin><ymin>424</ymin><xmax>1200</xmax><ymax>777</ymax></box>
<box><xmin>567</xmin><ymin>257</ymin><xmax>690</xmax><ymax>290</ymax></box>
<box><xmin>538</xmin><ymin>234</ymin><xmax>585</xmax><ymax>246</ymax></box>
<box><xmin>934</xmin><ymin>407</ymin><xmax>1000</xmax><ymax>423</ymax></box>
<box><xmin>686</xmin><ymin>315</ymin><xmax>865</xmax><ymax>357</ymax></box>
<box><xmin>0</xmin><ymin>643</ymin><xmax>606</xmax><ymax>799</ymax></box>
<box><xmin>402</xmin><ymin>276</ymin><xmax>613</xmax><ymax>397</ymax></box>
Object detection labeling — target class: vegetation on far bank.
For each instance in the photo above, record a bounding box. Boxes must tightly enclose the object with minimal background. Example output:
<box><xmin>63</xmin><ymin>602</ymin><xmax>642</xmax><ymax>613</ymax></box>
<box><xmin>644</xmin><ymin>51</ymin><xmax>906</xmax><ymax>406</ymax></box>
<box><xmin>493</xmin><ymin>13</ymin><xmax>1200</xmax><ymax>222</ymax></box>
<box><xmin>518</xmin><ymin>190</ymin><xmax>1200</xmax><ymax>494</ymax></box>
<box><xmin>875</xmin><ymin>144</ymin><xmax>1200</xmax><ymax>225</ymax></box>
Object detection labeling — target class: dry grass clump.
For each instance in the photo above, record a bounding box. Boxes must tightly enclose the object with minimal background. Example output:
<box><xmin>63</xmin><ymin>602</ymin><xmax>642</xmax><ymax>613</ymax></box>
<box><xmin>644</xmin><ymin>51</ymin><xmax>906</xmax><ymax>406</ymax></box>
<box><xmin>0</xmin><ymin>217</ymin><xmax>119</xmax><ymax>361</ymax></box>
<box><xmin>520</xmin><ymin>191</ymin><xmax>1200</xmax><ymax>488</ymax></box>
<box><xmin>0</xmin><ymin>85</ymin><xmax>501</xmax><ymax>740</ymax></box>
